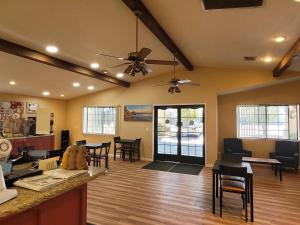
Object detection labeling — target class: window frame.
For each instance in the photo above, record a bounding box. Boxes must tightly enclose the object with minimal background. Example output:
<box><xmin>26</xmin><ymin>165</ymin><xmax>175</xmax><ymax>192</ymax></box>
<box><xmin>236</xmin><ymin>104</ymin><xmax>299</xmax><ymax>140</ymax></box>
<box><xmin>82</xmin><ymin>106</ymin><xmax>119</xmax><ymax>136</ymax></box>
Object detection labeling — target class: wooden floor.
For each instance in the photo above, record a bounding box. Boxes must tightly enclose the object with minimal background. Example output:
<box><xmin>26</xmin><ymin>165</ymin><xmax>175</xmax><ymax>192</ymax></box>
<box><xmin>87</xmin><ymin>160</ymin><xmax>300</xmax><ymax>225</ymax></box>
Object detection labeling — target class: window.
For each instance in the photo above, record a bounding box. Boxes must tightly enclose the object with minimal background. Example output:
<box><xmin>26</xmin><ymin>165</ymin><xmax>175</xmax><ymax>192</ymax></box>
<box><xmin>83</xmin><ymin>106</ymin><xmax>117</xmax><ymax>135</ymax></box>
<box><xmin>237</xmin><ymin>105</ymin><xmax>299</xmax><ymax>140</ymax></box>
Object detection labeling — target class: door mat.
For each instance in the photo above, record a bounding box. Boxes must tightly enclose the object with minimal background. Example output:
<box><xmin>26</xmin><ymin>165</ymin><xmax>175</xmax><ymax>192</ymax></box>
<box><xmin>142</xmin><ymin>161</ymin><xmax>203</xmax><ymax>175</ymax></box>
<box><xmin>142</xmin><ymin>161</ymin><xmax>176</xmax><ymax>171</ymax></box>
<box><xmin>169</xmin><ymin>163</ymin><xmax>203</xmax><ymax>175</ymax></box>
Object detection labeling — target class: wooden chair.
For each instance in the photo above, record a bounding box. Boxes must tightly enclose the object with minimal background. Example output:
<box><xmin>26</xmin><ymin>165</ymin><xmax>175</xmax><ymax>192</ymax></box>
<box><xmin>94</xmin><ymin>142</ymin><xmax>111</xmax><ymax>169</ymax></box>
<box><xmin>113</xmin><ymin>136</ymin><xmax>122</xmax><ymax>160</ymax></box>
<box><xmin>133</xmin><ymin>138</ymin><xmax>142</xmax><ymax>161</ymax></box>
<box><xmin>221</xmin><ymin>154</ymin><xmax>245</xmax><ymax>182</ymax></box>
<box><xmin>219</xmin><ymin>165</ymin><xmax>248</xmax><ymax>221</ymax></box>
<box><xmin>123</xmin><ymin>138</ymin><xmax>141</xmax><ymax>162</ymax></box>
<box><xmin>76</xmin><ymin>140</ymin><xmax>88</xmax><ymax>158</ymax></box>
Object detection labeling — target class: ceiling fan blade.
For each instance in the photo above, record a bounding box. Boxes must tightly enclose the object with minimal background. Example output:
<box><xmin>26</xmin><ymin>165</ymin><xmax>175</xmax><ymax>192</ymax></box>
<box><xmin>178</xmin><ymin>79</ymin><xmax>200</xmax><ymax>86</ymax></box>
<box><xmin>145</xmin><ymin>59</ymin><xmax>179</xmax><ymax>65</ymax></box>
<box><xmin>181</xmin><ymin>82</ymin><xmax>200</xmax><ymax>86</ymax></box>
<box><xmin>109</xmin><ymin>63</ymin><xmax>131</xmax><ymax>68</ymax></box>
<box><xmin>142</xmin><ymin>63</ymin><xmax>153</xmax><ymax>73</ymax></box>
<box><xmin>137</xmin><ymin>48</ymin><xmax>152</xmax><ymax>60</ymax></box>
<box><xmin>96</xmin><ymin>53</ymin><xmax>127</xmax><ymax>60</ymax></box>
<box><xmin>178</xmin><ymin>79</ymin><xmax>191</xmax><ymax>84</ymax></box>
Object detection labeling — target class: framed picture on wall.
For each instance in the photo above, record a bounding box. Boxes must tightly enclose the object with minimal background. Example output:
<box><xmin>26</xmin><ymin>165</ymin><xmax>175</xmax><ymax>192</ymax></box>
<box><xmin>26</xmin><ymin>102</ymin><xmax>38</xmax><ymax>114</ymax></box>
<box><xmin>124</xmin><ymin>105</ymin><xmax>153</xmax><ymax>121</ymax></box>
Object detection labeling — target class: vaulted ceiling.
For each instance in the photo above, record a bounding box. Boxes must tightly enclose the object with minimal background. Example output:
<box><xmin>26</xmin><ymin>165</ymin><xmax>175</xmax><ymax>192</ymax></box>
<box><xmin>0</xmin><ymin>0</ymin><xmax>299</xmax><ymax>99</ymax></box>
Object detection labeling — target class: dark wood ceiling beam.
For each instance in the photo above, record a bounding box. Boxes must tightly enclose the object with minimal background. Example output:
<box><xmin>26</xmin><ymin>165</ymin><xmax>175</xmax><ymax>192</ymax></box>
<box><xmin>122</xmin><ymin>0</ymin><xmax>194</xmax><ymax>71</ymax></box>
<box><xmin>0</xmin><ymin>39</ymin><xmax>130</xmax><ymax>88</ymax></box>
<box><xmin>273</xmin><ymin>37</ymin><xmax>300</xmax><ymax>77</ymax></box>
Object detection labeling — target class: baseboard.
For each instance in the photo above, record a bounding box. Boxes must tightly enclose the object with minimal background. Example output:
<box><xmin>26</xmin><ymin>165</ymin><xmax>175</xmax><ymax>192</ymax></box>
<box><xmin>108</xmin><ymin>154</ymin><xmax>152</xmax><ymax>162</ymax></box>
<box><xmin>141</xmin><ymin>157</ymin><xmax>152</xmax><ymax>161</ymax></box>
<box><xmin>205</xmin><ymin>163</ymin><xmax>213</xmax><ymax>168</ymax></box>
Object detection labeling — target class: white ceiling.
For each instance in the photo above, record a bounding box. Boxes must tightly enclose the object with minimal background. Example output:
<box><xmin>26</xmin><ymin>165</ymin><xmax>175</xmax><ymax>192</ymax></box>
<box><xmin>0</xmin><ymin>0</ymin><xmax>300</xmax><ymax>99</ymax></box>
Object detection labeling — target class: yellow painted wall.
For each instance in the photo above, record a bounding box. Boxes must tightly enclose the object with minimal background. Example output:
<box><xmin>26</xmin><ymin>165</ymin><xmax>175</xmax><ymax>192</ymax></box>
<box><xmin>66</xmin><ymin>67</ymin><xmax>287</xmax><ymax>165</ymax></box>
<box><xmin>0</xmin><ymin>92</ymin><xmax>67</xmax><ymax>149</ymax></box>
<box><xmin>218</xmin><ymin>79</ymin><xmax>300</xmax><ymax>159</ymax></box>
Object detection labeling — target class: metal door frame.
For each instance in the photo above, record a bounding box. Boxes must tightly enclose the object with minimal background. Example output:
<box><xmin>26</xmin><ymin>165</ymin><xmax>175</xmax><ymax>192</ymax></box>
<box><xmin>153</xmin><ymin>104</ymin><xmax>205</xmax><ymax>164</ymax></box>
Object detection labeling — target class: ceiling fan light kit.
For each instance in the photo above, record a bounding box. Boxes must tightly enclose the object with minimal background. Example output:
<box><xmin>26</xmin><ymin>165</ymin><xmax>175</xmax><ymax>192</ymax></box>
<box><xmin>96</xmin><ymin>9</ymin><xmax>178</xmax><ymax>77</ymax></box>
<box><xmin>154</xmin><ymin>55</ymin><xmax>200</xmax><ymax>94</ymax></box>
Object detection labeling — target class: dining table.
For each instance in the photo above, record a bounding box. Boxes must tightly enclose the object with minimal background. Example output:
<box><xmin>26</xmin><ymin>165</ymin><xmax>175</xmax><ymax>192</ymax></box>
<box><xmin>212</xmin><ymin>160</ymin><xmax>254</xmax><ymax>222</ymax></box>
<box><xmin>84</xmin><ymin>143</ymin><xmax>102</xmax><ymax>166</ymax></box>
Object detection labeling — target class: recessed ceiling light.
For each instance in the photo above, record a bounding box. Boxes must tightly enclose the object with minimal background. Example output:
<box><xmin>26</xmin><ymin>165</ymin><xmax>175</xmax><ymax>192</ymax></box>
<box><xmin>42</xmin><ymin>91</ymin><xmax>50</xmax><ymax>96</ymax></box>
<box><xmin>87</xmin><ymin>86</ymin><xmax>94</xmax><ymax>90</ymax></box>
<box><xmin>274</xmin><ymin>36</ymin><xmax>287</xmax><ymax>43</ymax></box>
<box><xmin>9</xmin><ymin>80</ymin><xmax>16</xmax><ymax>85</ymax></box>
<box><xmin>73</xmin><ymin>82</ymin><xmax>80</xmax><ymax>87</ymax></box>
<box><xmin>60</xmin><ymin>94</ymin><xmax>65</xmax><ymax>97</ymax></box>
<box><xmin>103</xmin><ymin>70</ymin><xmax>108</xmax><ymax>74</ymax></box>
<box><xmin>118</xmin><ymin>57</ymin><xmax>124</xmax><ymax>60</ymax></box>
<box><xmin>90</xmin><ymin>63</ymin><xmax>99</xmax><ymax>69</ymax></box>
<box><xmin>263</xmin><ymin>57</ymin><xmax>273</xmax><ymax>63</ymax></box>
<box><xmin>46</xmin><ymin>45</ymin><xmax>58</xmax><ymax>53</ymax></box>
<box><xmin>116</xmin><ymin>73</ymin><xmax>124</xmax><ymax>78</ymax></box>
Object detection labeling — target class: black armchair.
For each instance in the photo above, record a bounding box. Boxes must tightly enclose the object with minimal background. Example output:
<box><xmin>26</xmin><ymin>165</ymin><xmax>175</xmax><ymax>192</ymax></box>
<box><xmin>270</xmin><ymin>140</ymin><xmax>299</xmax><ymax>171</ymax></box>
<box><xmin>224</xmin><ymin>138</ymin><xmax>252</xmax><ymax>157</ymax></box>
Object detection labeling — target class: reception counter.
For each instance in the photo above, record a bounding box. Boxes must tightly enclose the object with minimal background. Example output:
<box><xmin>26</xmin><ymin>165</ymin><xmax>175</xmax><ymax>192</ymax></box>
<box><xmin>0</xmin><ymin>167</ymin><xmax>106</xmax><ymax>225</ymax></box>
<box><xmin>6</xmin><ymin>134</ymin><xmax>55</xmax><ymax>155</ymax></box>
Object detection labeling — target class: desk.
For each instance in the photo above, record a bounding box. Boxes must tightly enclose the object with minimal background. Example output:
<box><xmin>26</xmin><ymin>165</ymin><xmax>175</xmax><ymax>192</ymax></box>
<box><xmin>212</xmin><ymin>160</ymin><xmax>254</xmax><ymax>222</ymax></box>
<box><xmin>242</xmin><ymin>157</ymin><xmax>282</xmax><ymax>182</ymax></box>
<box><xmin>84</xmin><ymin>143</ymin><xmax>102</xmax><ymax>166</ymax></box>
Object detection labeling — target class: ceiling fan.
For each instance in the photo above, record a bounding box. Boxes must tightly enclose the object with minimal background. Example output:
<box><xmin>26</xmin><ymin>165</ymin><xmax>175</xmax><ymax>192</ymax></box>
<box><xmin>154</xmin><ymin>56</ymin><xmax>200</xmax><ymax>94</ymax></box>
<box><xmin>96</xmin><ymin>10</ymin><xmax>178</xmax><ymax>77</ymax></box>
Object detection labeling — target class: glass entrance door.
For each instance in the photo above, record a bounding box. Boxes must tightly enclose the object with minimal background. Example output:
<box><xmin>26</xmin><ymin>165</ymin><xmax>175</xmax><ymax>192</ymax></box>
<box><xmin>154</xmin><ymin>105</ymin><xmax>205</xmax><ymax>164</ymax></box>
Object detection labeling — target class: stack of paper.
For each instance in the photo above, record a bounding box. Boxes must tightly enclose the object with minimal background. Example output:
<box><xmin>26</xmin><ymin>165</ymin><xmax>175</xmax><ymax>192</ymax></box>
<box><xmin>0</xmin><ymin>189</ymin><xmax>18</xmax><ymax>204</ymax></box>
<box><xmin>43</xmin><ymin>169</ymin><xmax>87</xmax><ymax>179</ymax></box>
<box><xmin>13</xmin><ymin>169</ymin><xmax>88</xmax><ymax>191</ymax></box>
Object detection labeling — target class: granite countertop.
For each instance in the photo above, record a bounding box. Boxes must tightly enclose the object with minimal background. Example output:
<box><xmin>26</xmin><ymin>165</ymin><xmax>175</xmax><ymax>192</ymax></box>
<box><xmin>0</xmin><ymin>166</ymin><xmax>106</xmax><ymax>219</ymax></box>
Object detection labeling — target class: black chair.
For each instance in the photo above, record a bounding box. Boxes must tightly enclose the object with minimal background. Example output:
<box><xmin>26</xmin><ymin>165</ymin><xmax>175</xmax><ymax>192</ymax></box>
<box><xmin>76</xmin><ymin>140</ymin><xmax>86</xmax><ymax>146</ymax></box>
<box><xmin>123</xmin><ymin>139</ymin><xmax>141</xmax><ymax>162</ymax></box>
<box><xmin>221</xmin><ymin>153</ymin><xmax>242</xmax><ymax>163</ymax></box>
<box><xmin>219</xmin><ymin>164</ymin><xmax>248</xmax><ymax>221</ymax></box>
<box><xmin>220</xmin><ymin>154</ymin><xmax>245</xmax><ymax>182</ymax></box>
<box><xmin>133</xmin><ymin>138</ymin><xmax>142</xmax><ymax>161</ymax></box>
<box><xmin>94</xmin><ymin>142</ymin><xmax>111</xmax><ymax>169</ymax></box>
<box><xmin>113</xmin><ymin>136</ymin><xmax>122</xmax><ymax>160</ymax></box>
<box><xmin>224</xmin><ymin>138</ymin><xmax>252</xmax><ymax>157</ymax></box>
<box><xmin>270</xmin><ymin>140</ymin><xmax>299</xmax><ymax>171</ymax></box>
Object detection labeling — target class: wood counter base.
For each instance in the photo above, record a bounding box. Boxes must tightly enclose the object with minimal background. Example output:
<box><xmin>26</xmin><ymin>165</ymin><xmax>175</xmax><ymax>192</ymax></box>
<box><xmin>0</xmin><ymin>184</ymin><xmax>87</xmax><ymax>225</ymax></box>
